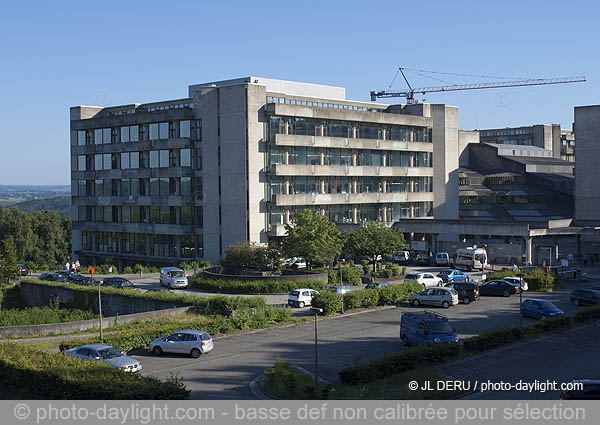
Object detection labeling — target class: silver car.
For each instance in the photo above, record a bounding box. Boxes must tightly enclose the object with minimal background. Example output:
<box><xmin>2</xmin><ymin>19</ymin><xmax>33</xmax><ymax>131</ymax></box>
<box><xmin>160</xmin><ymin>267</ymin><xmax>188</xmax><ymax>289</ymax></box>
<box><xmin>149</xmin><ymin>329</ymin><xmax>214</xmax><ymax>358</ymax></box>
<box><xmin>410</xmin><ymin>287</ymin><xmax>459</xmax><ymax>308</ymax></box>
<box><xmin>65</xmin><ymin>344</ymin><xmax>142</xmax><ymax>373</ymax></box>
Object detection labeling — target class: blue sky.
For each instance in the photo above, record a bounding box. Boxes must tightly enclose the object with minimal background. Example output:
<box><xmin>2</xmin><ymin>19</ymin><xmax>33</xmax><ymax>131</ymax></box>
<box><xmin>0</xmin><ymin>0</ymin><xmax>597</xmax><ymax>185</ymax></box>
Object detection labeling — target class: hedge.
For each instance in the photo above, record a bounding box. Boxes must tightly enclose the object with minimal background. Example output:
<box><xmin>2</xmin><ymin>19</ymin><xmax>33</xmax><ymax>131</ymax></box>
<box><xmin>487</xmin><ymin>269</ymin><xmax>559</xmax><ymax>292</ymax></box>
<box><xmin>377</xmin><ymin>281</ymin><xmax>424</xmax><ymax>306</ymax></box>
<box><xmin>21</xmin><ymin>279</ymin><xmax>267</xmax><ymax>312</ymax></box>
<box><xmin>0</xmin><ymin>343</ymin><xmax>189</xmax><ymax>399</ymax></box>
<box><xmin>58</xmin><ymin>306</ymin><xmax>292</xmax><ymax>353</ymax></box>
<box><xmin>0</xmin><ymin>306</ymin><xmax>96</xmax><ymax>326</ymax></box>
<box><xmin>574</xmin><ymin>305</ymin><xmax>600</xmax><ymax>324</ymax></box>
<box><xmin>339</xmin><ymin>343</ymin><xmax>461</xmax><ymax>385</ymax></box>
<box><xmin>311</xmin><ymin>291</ymin><xmax>343</xmax><ymax>315</ymax></box>
<box><xmin>189</xmin><ymin>275</ymin><xmax>327</xmax><ymax>294</ymax></box>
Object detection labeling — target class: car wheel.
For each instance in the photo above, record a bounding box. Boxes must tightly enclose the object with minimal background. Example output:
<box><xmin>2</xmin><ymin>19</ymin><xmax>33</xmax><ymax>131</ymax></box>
<box><xmin>152</xmin><ymin>346</ymin><xmax>163</xmax><ymax>356</ymax></box>
<box><xmin>442</xmin><ymin>301</ymin><xmax>450</xmax><ymax>309</ymax></box>
<box><xmin>401</xmin><ymin>335</ymin><xmax>410</xmax><ymax>346</ymax></box>
<box><xmin>190</xmin><ymin>348</ymin><xmax>201</xmax><ymax>358</ymax></box>
<box><xmin>298</xmin><ymin>301</ymin><xmax>305</xmax><ymax>308</ymax></box>
<box><xmin>503</xmin><ymin>290</ymin><xmax>510</xmax><ymax>297</ymax></box>
<box><xmin>463</xmin><ymin>297</ymin><xmax>471</xmax><ymax>305</ymax></box>
<box><xmin>574</xmin><ymin>298</ymin><xmax>580</xmax><ymax>306</ymax></box>
<box><xmin>412</xmin><ymin>299</ymin><xmax>420</xmax><ymax>307</ymax></box>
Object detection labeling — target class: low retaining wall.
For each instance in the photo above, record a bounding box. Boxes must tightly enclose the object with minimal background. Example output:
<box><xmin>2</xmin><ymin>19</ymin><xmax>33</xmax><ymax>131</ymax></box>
<box><xmin>20</xmin><ymin>281</ymin><xmax>189</xmax><ymax>317</ymax></box>
<box><xmin>202</xmin><ymin>267</ymin><xmax>328</xmax><ymax>283</ymax></box>
<box><xmin>0</xmin><ymin>306</ymin><xmax>195</xmax><ymax>339</ymax></box>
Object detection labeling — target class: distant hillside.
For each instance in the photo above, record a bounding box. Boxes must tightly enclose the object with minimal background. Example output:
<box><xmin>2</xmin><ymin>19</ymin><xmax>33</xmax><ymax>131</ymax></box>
<box><xmin>14</xmin><ymin>196</ymin><xmax>71</xmax><ymax>216</ymax></box>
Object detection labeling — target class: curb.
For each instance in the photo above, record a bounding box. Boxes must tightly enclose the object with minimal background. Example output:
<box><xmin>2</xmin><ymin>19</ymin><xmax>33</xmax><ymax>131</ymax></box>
<box><xmin>248</xmin><ymin>373</ymin><xmax>279</xmax><ymax>400</ymax></box>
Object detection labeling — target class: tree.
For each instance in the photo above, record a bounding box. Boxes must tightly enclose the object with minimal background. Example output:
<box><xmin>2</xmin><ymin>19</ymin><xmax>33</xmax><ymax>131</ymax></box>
<box><xmin>282</xmin><ymin>209</ymin><xmax>342</xmax><ymax>270</ymax></box>
<box><xmin>223</xmin><ymin>242</ymin><xmax>281</xmax><ymax>270</ymax></box>
<box><xmin>0</xmin><ymin>238</ymin><xmax>19</xmax><ymax>283</ymax></box>
<box><xmin>344</xmin><ymin>221</ymin><xmax>407</xmax><ymax>271</ymax></box>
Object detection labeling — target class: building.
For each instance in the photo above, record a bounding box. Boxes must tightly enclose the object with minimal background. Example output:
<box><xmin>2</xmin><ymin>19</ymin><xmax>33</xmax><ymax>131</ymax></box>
<box><xmin>71</xmin><ymin>77</ymin><xmax>468</xmax><ymax>265</ymax></box>
<box><xmin>479</xmin><ymin>124</ymin><xmax>565</xmax><ymax>160</ymax></box>
<box><xmin>574</xmin><ymin>105</ymin><xmax>600</xmax><ymax>226</ymax></box>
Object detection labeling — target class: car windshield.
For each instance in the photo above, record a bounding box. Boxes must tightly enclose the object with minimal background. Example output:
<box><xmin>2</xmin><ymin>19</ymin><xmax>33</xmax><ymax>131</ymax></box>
<box><xmin>428</xmin><ymin>321</ymin><xmax>454</xmax><ymax>334</ymax></box>
<box><xmin>169</xmin><ymin>271</ymin><xmax>185</xmax><ymax>277</ymax></box>
<box><xmin>538</xmin><ymin>301</ymin><xmax>555</xmax><ymax>309</ymax></box>
<box><xmin>438</xmin><ymin>271</ymin><xmax>449</xmax><ymax>276</ymax></box>
<box><xmin>405</xmin><ymin>274</ymin><xmax>419</xmax><ymax>280</ymax></box>
<box><xmin>97</xmin><ymin>347</ymin><xmax>123</xmax><ymax>359</ymax></box>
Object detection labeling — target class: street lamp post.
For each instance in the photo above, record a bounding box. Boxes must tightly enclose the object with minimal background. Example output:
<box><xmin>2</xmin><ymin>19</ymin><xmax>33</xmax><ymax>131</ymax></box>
<box><xmin>340</xmin><ymin>265</ymin><xmax>344</xmax><ymax>314</ymax></box>
<box><xmin>518</xmin><ymin>272</ymin><xmax>523</xmax><ymax>328</ymax></box>
<box><xmin>311</xmin><ymin>307</ymin><xmax>323</xmax><ymax>398</ymax></box>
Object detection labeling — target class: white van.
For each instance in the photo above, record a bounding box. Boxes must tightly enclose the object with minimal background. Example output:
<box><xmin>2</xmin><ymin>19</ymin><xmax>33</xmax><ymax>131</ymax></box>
<box><xmin>160</xmin><ymin>267</ymin><xmax>189</xmax><ymax>289</ymax></box>
<box><xmin>454</xmin><ymin>248</ymin><xmax>488</xmax><ymax>271</ymax></box>
<box><xmin>435</xmin><ymin>252</ymin><xmax>451</xmax><ymax>266</ymax></box>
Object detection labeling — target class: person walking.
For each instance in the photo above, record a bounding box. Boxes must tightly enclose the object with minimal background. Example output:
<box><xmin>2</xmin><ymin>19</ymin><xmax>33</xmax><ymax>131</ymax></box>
<box><xmin>583</xmin><ymin>254</ymin><xmax>589</xmax><ymax>267</ymax></box>
<box><xmin>65</xmin><ymin>261</ymin><xmax>70</xmax><ymax>272</ymax></box>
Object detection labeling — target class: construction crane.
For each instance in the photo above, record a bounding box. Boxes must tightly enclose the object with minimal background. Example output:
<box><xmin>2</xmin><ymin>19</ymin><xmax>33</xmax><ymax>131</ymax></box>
<box><xmin>370</xmin><ymin>68</ymin><xmax>586</xmax><ymax>103</ymax></box>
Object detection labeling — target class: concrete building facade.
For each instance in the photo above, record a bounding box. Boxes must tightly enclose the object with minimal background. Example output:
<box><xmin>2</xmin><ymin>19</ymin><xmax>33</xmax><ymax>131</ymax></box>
<box><xmin>479</xmin><ymin>124</ymin><xmax>564</xmax><ymax>160</ymax></box>
<box><xmin>574</xmin><ymin>105</ymin><xmax>600</xmax><ymax>225</ymax></box>
<box><xmin>71</xmin><ymin>77</ymin><xmax>465</xmax><ymax>265</ymax></box>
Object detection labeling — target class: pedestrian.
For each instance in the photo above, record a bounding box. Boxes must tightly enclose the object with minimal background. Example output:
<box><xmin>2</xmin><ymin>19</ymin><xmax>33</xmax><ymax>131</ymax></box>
<box><xmin>76</xmin><ymin>260</ymin><xmax>80</xmax><ymax>273</ymax></box>
<box><xmin>65</xmin><ymin>261</ymin><xmax>70</xmax><ymax>272</ymax></box>
<box><xmin>568</xmin><ymin>253</ymin><xmax>573</xmax><ymax>266</ymax></box>
<box><xmin>108</xmin><ymin>265</ymin><xmax>113</xmax><ymax>274</ymax></box>
<box><xmin>583</xmin><ymin>254</ymin><xmax>588</xmax><ymax>267</ymax></box>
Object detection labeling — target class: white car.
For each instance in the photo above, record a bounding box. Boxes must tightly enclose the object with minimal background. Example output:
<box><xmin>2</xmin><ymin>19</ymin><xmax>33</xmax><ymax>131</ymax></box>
<box><xmin>149</xmin><ymin>330</ymin><xmax>213</xmax><ymax>358</ymax></box>
<box><xmin>404</xmin><ymin>272</ymin><xmax>443</xmax><ymax>288</ymax></box>
<box><xmin>160</xmin><ymin>267</ymin><xmax>188</xmax><ymax>289</ymax></box>
<box><xmin>501</xmin><ymin>277</ymin><xmax>528</xmax><ymax>291</ymax></box>
<box><xmin>283</xmin><ymin>257</ymin><xmax>307</xmax><ymax>268</ymax></box>
<box><xmin>65</xmin><ymin>344</ymin><xmax>142</xmax><ymax>373</ymax></box>
<box><xmin>288</xmin><ymin>288</ymin><xmax>319</xmax><ymax>308</ymax></box>
<box><xmin>410</xmin><ymin>287</ymin><xmax>459</xmax><ymax>308</ymax></box>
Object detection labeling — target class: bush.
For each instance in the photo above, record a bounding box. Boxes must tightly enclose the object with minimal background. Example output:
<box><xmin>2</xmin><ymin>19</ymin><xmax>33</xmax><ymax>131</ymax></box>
<box><xmin>0</xmin><ymin>283</ymin><xmax>25</xmax><ymax>309</ymax></box>
<box><xmin>132</xmin><ymin>264</ymin><xmax>147</xmax><ymax>275</ymax></box>
<box><xmin>312</xmin><ymin>291</ymin><xmax>343</xmax><ymax>315</ymax></box>
<box><xmin>389</xmin><ymin>264</ymin><xmax>401</xmax><ymax>276</ymax></box>
<box><xmin>383</xmin><ymin>268</ymin><xmax>394</xmax><ymax>278</ymax></box>
<box><xmin>343</xmin><ymin>289</ymin><xmax>379</xmax><ymax>310</ymax></box>
<box><xmin>0</xmin><ymin>343</ymin><xmax>189</xmax><ymax>399</ymax></box>
<box><xmin>0</xmin><ymin>307</ymin><xmax>96</xmax><ymax>326</ymax></box>
<box><xmin>339</xmin><ymin>343</ymin><xmax>461</xmax><ymax>385</ymax></box>
<box><xmin>486</xmin><ymin>269</ymin><xmax>559</xmax><ymax>292</ymax></box>
<box><xmin>199</xmin><ymin>260</ymin><xmax>211</xmax><ymax>269</ymax></box>
<box><xmin>361</xmin><ymin>260</ymin><xmax>370</xmax><ymax>275</ymax></box>
<box><xmin>574</xmin><ymin>306</ymin><xmax>600</xmax><ymax>323</ymax></box>
<box><xmin>189</xmin><ymin>275</ymin><xmax>327</xmax><ymax>294</ymax></box>
<box><xmin>376</xmin><ymin>262</ymin><xmax>382</xmax><ymax>272</ymax></box>
<box><xmin>377</xmin><ymin>281</ymin><xmax>423</xmax><ymax>306</ymax></box>
<box><xmin>402</xmin><ymin>266</ymin><xmax>406</xmax><ymax>275</ymax></box>
<box><xmin>223</xmin><ymin>242</ymin><xmax>281</xmax><ymax>270</ymax></box>
<box><xmin>123</xmin><ymin>266</ymin><xmax>133</xmax><ymax>274</ymax></box>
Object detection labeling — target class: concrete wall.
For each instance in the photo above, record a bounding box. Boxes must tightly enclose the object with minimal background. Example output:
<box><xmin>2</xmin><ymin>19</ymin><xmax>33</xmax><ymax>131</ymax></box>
<box><xmin>20</xmin><ymin>282</ymin><xmax>189</xmax><ymax>317</ymax></box>
<box><xmin>458</xmin><ymin>130</ymin><xmax>480</xmax><ymax>168</ymax></box>
<box><xmin>202</xmin><ymin>267</ymin><xmax>328</xmax><ymax>283</ymax></box>
<box><xmin>0</xmin><ymin>306</ymin><xmax>194</xmax><ymax>339</ymax></box>
<box><xmin>574</xmin><ymin>105</ymin><xmax>600</xmax><ymax>224</ymax></box>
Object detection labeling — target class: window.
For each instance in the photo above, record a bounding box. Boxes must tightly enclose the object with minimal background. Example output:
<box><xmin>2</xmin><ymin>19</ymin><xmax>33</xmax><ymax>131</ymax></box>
<box><xmin>149</xmin><ymin>123</ymin><xmax>159</xmax><ymax>140</ymax></box>
<box><xmin>180</xmin><ymin>149</ymin><xmax>191</xmax><ymax>167</ymax></box>
<box><xmin>180</xmin><ymin>120</ymin><xmax>190</xmax><ymax>138</ymax></box>
<box><xmin>121</xmin><ymin>153</ymin><xmax>130</xmax><ymax>169</ymax></box>
<box><xmin>169</xmin><ymin>149</ymin><xmax>178</xmax><ymax>167</ymax></box>
<box><xmin>160</xmin><ymin>150</ymin><xmax>169</xmax><ymax>167</ymax></box>
<box><xmin>103</xmin><ymin>154</ymin><xmax>111</xmax><ymax>170</ymax></box>
<box><xmin>77</xmin><ymin>130</ymin><xmax>86</xmax><ymax>146</ymax></box>
<box><xmin>159</xmin><ymin>122</ymin><xmax>169</xmax><ymax>139</ymax></box>
<box><xmin>78</xmin><ymin>179</ymin><xmax>86</xmax><ymax>196</ymax></box>
<box><xmin>150</xmin><ymin>151</ymin><xmax>159</xmax><ymax>168</ymax></box>
<box><xmin>159</xmin><ymin>178</ymin><xmax>169</xmax><ymax>196</ymax></box>
<box><xmin>78</xmin><ymin>155</ymin><xmax>86</xmax><ymax>171</ymax></box>
<box><xmin>181</xmin><ymin>177</ymin><xmax>191</xmax><ymax>195</ymax></box>
<box><xmin>94</xmin><ymin>154</ymin><xmax>103</xmax><ymax>171</ymax></box>
<box><xmin>102</xmin><ymin>128</ymin><xmax>111</xmax><ymax>144</ymax></box>
<box><xmin>94</xmin><ymin>129</ymin><xmax>102</xmax><ymax>145</ymax></box>
<box><xmin>121</xmin><ymin>126</ymin><xmax>130</xmax><ymax>143</ymax></box>
<box><xmin>149</xmin><ymin>178</ymin><xmax>159</xmax><ymax>196</ymax></box>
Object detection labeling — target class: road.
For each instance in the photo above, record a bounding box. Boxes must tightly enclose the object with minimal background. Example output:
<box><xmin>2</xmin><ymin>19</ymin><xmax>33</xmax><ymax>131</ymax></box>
<box><xmin>442</xmin><ymin>321</ymin><xmax>600</xmax><ymax>400</ymax></box>
<box><xmin>132</xmin><ymin>279</ymin><xmax>593</xmax><ymax>399</ymax></box>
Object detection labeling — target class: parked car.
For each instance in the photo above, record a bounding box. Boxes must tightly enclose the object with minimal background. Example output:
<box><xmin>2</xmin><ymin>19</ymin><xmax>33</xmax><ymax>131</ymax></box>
<box><xmin>478</xmin><ymin>280</ymin><xmax>519</xmax><ymax>297</ymax></box>
<box><xmin>330</xmin><ymin>285</ymin><xmax>358</xmax><ymax>295</ymax></box>
<box><xmin>39</xmin><ymin>273</ymin><xmax>68</xmax><ymax>282</ymax></box>
<box><xmin>437</xmin><ymin>269</ymin><xmax>469</xmax><ymax>284</ymax></box>
<box><xmin>103</xmin><ymin>277</ymin><xmax>135</xmax><ymax>289</ymax></box>
<box><xmin>288</xmin><ymin>288</ymin><xmax>319</xmax><ymax>307</ymax></box>
<box><xmin>560</xmin><ymin>380</ymin><xmax>600</xmax><ymax>400</ymax></box>
<box><xmin>159</xmin><ymin>267</ymin><xmax>188</xmax><ymax>289</ymax></box>
<box><xmin>410</xmin><ymin>287</ymin><xmax>459</xmax><ymax>308</ymax></box>
<box><xmin>17</xmin><ymin>264</ymin><xmax>28</xmax><ymax>276</ymax></box>
<box><xmin>522</xmin><ymin>298</ymin><xmax>564</xmax><ymax>320</ymax></box>
<box><xmin>454</xmin><ymin>248</ymin><xmax>488</xmax><ymax>271</ymax></box>
<box><xmin>415</xmin><ymin>255</ymin><xmax>434</xmax><ymax>266</ymax></box>
<box><xmin>65</xmin><ymin>344</ymin><xmax>142</xmax><ymax>372</ymax></box>
<box><xmin>435</xmin><ymin>252</ymin><xmax>451</xmax><ymax>267</ymax></box>
<box><xmin>149</xmin><ymin>330</ymin><xmax>213</xmax><ymax>358</ymax></box>
<box><xmin>404</xmin><ymin>272</ymin><xmax>443</xmax><ymax>288</ymax></box>
<box><xmin>502</xmin><ymin>276</ymin><xmax>528</xmax><ymax>291</ymax></box>
<box><xmin>365</xmin><ymin>281</ymin><xmax>392</xmax><ymax>289</ymax></box>
<box><xmin>399</xmin><ymin>310</ymin><xmax>459</xmax><ymax>346</ymax></box>
<box><xmin>282</xmin><ymin>257</ymin><xmax>307</xmax><ymax>269</ymax></box>
<box><xmin>445</xmin><ymin>281</ymin><xmax>479</xmax><ymax>304</ymax></box>
<box><xmin>69</xmin><ymin>275</ymin><xmax>95</xmax><ymax>286</ymax></box>
<box><xmin>570</xmin><ymin>288</ymin><xmax>600</xmax><ymax>306</ymax></box>
<box><xmin>393</xmin><ymin>251</ymin><xmax>410</xmax><ymax>264</ymax></box>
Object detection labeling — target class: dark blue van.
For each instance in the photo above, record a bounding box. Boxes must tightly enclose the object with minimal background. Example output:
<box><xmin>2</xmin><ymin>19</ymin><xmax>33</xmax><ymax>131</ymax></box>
<box><xmin>400</xmin><ymin>310</ymin><xmax>459</xmax><ymax>346</ymax></box>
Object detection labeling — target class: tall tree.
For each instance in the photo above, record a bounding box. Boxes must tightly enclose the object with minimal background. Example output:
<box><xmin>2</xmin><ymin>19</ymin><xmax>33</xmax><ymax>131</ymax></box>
<box><xmin>344</xmin><ymin>221</ymin><xmax>407</xmax><ymax>271</ymax></box>
<box><xmin>0</xmin><ymin>238</ymin><xmax>19</xmax><ymax>283</ymax></box>
<box><xmin>282</xmin><ymin>209</ymin><xmax>342</xmax><ymax>269</ymax></box>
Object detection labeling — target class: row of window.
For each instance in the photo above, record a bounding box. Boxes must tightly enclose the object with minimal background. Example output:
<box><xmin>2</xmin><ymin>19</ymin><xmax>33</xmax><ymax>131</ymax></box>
<box><xmin>269</xmin><ymin>176</ymin><xmax>433</xmax><ymax>196</ymax></box>
<box><xmin>269</xmin><ymin>116</ymin><xmax>431</xmax><ymax>142</ymax></box>
<box><xmin>269</xmin><ymin>202</ymin><xmax>433</xmax><ymax>226</ymax></box>
<box><xmin>77</xmin><ymin>148</ymin><xmax>200</xmax><ymax>171</ymax></box>
<box><xmin>78</xmin><ymin>205</ymin><xmax>200</xmax><ymax>226</ymax></box>
<box><xmin>267</xmin><ymin>96</ymin><xmax>380</xmax><ymax>112</ymax></box>
<box><xmin>76</xmin><ymin>177</ymin><xmax>201</xmax><ymax>198</ymax></box>
<box><xmin>75</xmin><ymin>120</ymin><xmax>201</xmax><ymax>146</ymax></box>
<box><xmin>269</xmin><ymin>146</ymin><xmax>432</xmax><ymax>167</ymax></box>
<box><xmin>480</xmin><ymin>128</ymin><xmax>532</xmax><ymax>137</ymax></box>
<box><xmin>81</xmin><ymin>231</ymin><xmax>200</xmax><ymax>258</ymax></box>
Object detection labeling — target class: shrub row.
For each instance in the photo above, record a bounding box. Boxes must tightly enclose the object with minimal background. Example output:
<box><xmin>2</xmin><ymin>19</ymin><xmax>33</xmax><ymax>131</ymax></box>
<box><xmin>487</xmin><ymin>269</ymin><xmax>559</xmax><ymax>292</ymax></box>
<box><xmin>0</xmin><ymin>343</ymin><xmax>189</xmax><ymax>399</ymax></box>
<box><xmin>339</xmin><ymin>343</ymin><xmax>461</xmax><ymax>385</ymax></box>
<box><xmin>574</xmin><ymin>305</ymin><xmax>600</xmax><ymax>323</ymax></box>
<box><xmin>312</xmin><ymin>281</ymin><xmax>424</xmax><ymax>315</ymax></box>
<box><xmin>58</xmin><ymin>306</ymin><xmax>292</xmax><ymax>353</ymax></box>
<box><xmin>318</xmin><ymin>266</ymin><xmax>362</xmax><ymax>286</ymax></box>
<box><xmin>22</xmin><ymin>279</ymin><xmax>267</xmax><ymax>312</ymax></box>
<box><xmin>339</xmin><ymin>313</ymin><xmax>582</xmax><ymax>386</ymax></box>
<box><xmin>0</xmin><ymin>306</ymin><xmax>96</xmax><ymax>327</ymax></box>
<box><xmin>189</xmin><ymin>275</ymin><xmax>328</xmax><ymax>294</ymax></box>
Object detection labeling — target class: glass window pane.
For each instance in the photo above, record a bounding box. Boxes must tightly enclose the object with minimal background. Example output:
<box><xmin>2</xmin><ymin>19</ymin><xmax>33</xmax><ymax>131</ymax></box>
<box><xmin>181</xmin><ymin>177</ymin><xmax>191</xmax><ymax>195</ymax></box>
<box><xmin>121</xmin><ymin>127</ymin><xmax>130</xmax><ymax>143</ymax></box>
<box><xmin>130</xmin><ymin>152</ymin><xmax>139</xmax><ymax>169</ymax></box>
<box><xmin>159</xmin><ymin>178</ymin><xmax>169</xmax><ymax>195</ymax></box>
<box><xmin>150</xmin><ymin>151</ymin><xmax>159</xmax><ymax>168</ymax></box>
<box><xmin>180</xmin><ymin>149</ymin><xmax>191</xmax><ymax>167</ymax></box>
<box><xmin>78</xmin><ymin>155</ymin><xmax>86</xmax><ymax>171</ymax></box>
<box><xmin>94</xmin><ymin>129</ymin><xmax>102</xmax><ymax>145</ymax></box>
<box><xmin>95</xmin><ymin>154</ymin><xmax>103</xmax><ymax>170</ymax></box>
<box><xmin>160</xmin><ymin>150</ymin><xmax>169</xmax><ymax>167</ymax></box>
<box><xmin>103</xmin><ymin>154</ymin><xmax>111</xmax><ymax>170</ymax></box>
<box><xmin>130</xmin><ymin>125</ymin><xmax>139</xmax><ymax>141</ymax></box>
<box><xmin>121</xmin><ymin>179</ymin><xmax>130</xmax><ymax>195</ymax></box>
<box><xmin>149</xmin><ymin>123</ymin><xmax>159</xmax><ymax>140</ymax></box>
<box><xmin>103</xmin><ymin>128</ymin><xmax>111</xmax><ymax>144</ymax></box>
<box><xmin>159</xmin><ymin>122</ymin><xmax>169</xmax><ymax>139</ymax></box>
<box><xmin>121</xmin><ymin>153</ymin><xmax>130</xmax><ymax>169</ymax></box>
<box><xmin>149</xmin><ymin>178</ymin><xmax>159</xmax><ymax>195</ymax></box>
<box><xmin>180</xmin><ymin>120</ymin><xmax>190</xmax><ymax>138</ymax></box>
<box><xmin>77</xmin><ymin>131</ymin><xmax>86</xmax><ymax>146</ymax></box>
<box><xmin>131</xmin><ymin>179</ymin><xmax>139</xmax><ymax>195</ymax></box>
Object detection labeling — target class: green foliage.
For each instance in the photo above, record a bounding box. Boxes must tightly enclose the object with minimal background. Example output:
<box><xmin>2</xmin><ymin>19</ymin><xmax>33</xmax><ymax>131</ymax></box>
<box><xmin>13</xmin><ymin>195</ymin><xmax>71</xmax><ymax>216</ymax></box>
<box><xmin>223</xmin><ymin>242</ymin><xmax>281</xmax><ymax>270</ymax></box>
<box><xmin>315</xmin><ymin>266</ymin><xmax>361</xmax><ymax>286</ymax></box>
<box><xmin>132</xmin><ymin>264</ymin><xmax>147</xmax><ymax>275</ymax></box>
<box><xmin>198</xmin><ymin>260</ymin><xmax>211</xmax><ymax>269</ymax></box>
<box><xmin>0</xmin><ymin>307</ymin><xmax>96</xmax><ymax>326</ymax></box>
<box><xmin>189</xmin><ymin>275</ymin><xmax>327</xmax><ymax>294</ymax></box>
<box><xmin>361</xmin><ymin>260</ymin><xmax>370</xmax><ymax>275</ymax></box>
<box><xmin>383</xmin><ymin>268</ymin><xmax>394</xmax><ymax>278</ymax></box>
<box><xmin>377</xmin><ymin>281</ymin><xmax>423</xmax><ymax>306</ymax></box>
<box><xmin>263</xmin><ymin>358</ymin><xmax>329</xmax><ymax>400</ymax></box>
<box><xmin>486</xmin><ymin>268</ymin><xmax>559</xmax><ymax>292</ymax></box>
<box><xmin>0</xmin><ymin>283</ymin><xmax>25</xmax><ymax>309</ymax></box>
<box><xmin>339</xmin><ymin>343</ymin><xmax>461</xmax><ymax>385</ymax></box>
<box><xmin>0</xmin><ymin>343</ymin><xmax>189</xmax><ymax>399</ymax></box>
<box><xmin>123</xmin><ymin>266</ymin><xmax>133</xmax><ymax>274</ymax></box>
<box><xmin>282</xmin><ymin>209</ymin><xmax>343</xmax><ymax>269</ymax></box>
<box><xmin>402</xmin><ymin>266</ymin><xmax>407</xmax><ymax>275</ymax></box>
<box><xmin>343</xmin><ymin>222</ymin><xmax>407</xmax><ymax>271</ymax></box>
<box><xmin>343</xmin><ymin>289</ymin><xmax>379</xmax><ymax>310</ymax></box>
<box><xmin>574</xmin><ymin>306</ymin><xmax>600</xmax><ymax>323</ymax></box>
<box><xmin>0</xmin><ymin>239</ymin><xmax>19</xmax><ymax>283</ymax></box>
<box><xmin>389</xmin><ymin>263</ymin><xmax>402</xmax><ymax>276</ymax></box>
<box><xmin>312</xmin><ymin>290</ymin><xmax>343</xmax><ymax>315</ymax></box>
